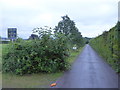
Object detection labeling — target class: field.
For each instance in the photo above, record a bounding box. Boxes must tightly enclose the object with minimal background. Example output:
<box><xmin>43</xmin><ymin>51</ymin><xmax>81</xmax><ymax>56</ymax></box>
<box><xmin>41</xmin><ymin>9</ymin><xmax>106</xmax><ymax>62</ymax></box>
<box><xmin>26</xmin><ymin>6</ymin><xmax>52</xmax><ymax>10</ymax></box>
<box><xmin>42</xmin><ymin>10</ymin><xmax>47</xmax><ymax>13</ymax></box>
<box><xmin>2</xmin><ymin>44</ymin><xmax>83</xmax><ymax>88</ymax></box>
<box><xmin>0</xmin><ymin>44</ymin><xmax>2</xmax><ymax>89</ymax></box>
<box><xmin>0</xmin><ymin>44</ymin><xmax>2</xmax><ymax>70</ymax></box>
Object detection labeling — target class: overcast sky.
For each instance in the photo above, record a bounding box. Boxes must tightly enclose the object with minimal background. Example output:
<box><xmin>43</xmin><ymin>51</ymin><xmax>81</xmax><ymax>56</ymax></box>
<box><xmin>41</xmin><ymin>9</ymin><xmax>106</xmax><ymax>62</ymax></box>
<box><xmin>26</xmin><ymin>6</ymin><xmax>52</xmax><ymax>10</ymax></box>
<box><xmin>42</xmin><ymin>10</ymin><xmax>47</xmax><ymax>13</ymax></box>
<box><xmin>0</xmin><ymin>0</ymin><xmax>119</xmax><ymax>39</ymax></box>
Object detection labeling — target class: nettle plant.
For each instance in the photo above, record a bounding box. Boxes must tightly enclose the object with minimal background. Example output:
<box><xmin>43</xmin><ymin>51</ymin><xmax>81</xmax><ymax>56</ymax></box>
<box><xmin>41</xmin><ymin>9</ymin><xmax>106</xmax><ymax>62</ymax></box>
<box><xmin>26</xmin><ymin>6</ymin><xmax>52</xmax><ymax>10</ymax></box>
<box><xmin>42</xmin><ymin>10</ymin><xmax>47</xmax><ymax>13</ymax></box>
<box><xmin>3</xmin><ymin>26</ymin><xmax>70</xmax><ymax>75</ymax></box>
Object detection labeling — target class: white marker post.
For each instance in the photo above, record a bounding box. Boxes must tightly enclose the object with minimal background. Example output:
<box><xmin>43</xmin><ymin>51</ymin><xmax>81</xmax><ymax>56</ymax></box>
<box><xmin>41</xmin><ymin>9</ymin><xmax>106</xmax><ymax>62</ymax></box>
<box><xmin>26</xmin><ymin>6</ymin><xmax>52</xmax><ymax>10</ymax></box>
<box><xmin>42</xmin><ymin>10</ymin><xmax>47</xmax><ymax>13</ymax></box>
<box><xmin>73</xmin><ymin>46</ymin><xmax>77</xmax><ymax>50</ymax></box>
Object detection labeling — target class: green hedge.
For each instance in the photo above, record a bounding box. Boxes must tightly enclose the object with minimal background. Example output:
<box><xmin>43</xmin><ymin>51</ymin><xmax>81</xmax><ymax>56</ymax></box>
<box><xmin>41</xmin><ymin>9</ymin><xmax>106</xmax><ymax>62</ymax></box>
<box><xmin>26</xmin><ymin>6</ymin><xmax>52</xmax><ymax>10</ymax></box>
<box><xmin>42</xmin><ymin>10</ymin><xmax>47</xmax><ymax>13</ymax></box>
<box><xmin>90</xmin><ymin>22</ymin><xmax>120</xmax><ymax>73</ymax></box>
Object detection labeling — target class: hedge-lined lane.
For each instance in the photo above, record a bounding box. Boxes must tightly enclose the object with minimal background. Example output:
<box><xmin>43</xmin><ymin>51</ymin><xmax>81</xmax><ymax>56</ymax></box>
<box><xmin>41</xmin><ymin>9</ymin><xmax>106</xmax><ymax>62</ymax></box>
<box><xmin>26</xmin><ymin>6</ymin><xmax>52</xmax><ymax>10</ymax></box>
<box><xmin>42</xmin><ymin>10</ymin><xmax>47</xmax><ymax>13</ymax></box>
<box><xmin>90</xmin><ymin>22</ymin><xmax>120</xmax><ymax>73</ymax></box>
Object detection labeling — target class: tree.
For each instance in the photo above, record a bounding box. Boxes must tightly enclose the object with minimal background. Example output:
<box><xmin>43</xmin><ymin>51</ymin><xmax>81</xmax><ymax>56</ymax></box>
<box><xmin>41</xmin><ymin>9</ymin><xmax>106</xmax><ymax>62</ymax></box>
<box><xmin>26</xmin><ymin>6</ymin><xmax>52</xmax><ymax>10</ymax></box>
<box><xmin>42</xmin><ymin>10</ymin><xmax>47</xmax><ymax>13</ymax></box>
<box><xmin>54</xmin><ymin>15</ymin><xmax>76</xmax><ymax>36</ymax></box>
<box><xmin>33</xmin><ymin>26</ymin><xmax>52</xmax><ymax>39</ymax></box>
<box><xmin>54</xmin><ymin>15</ymin><xmax>84</xmax><ymax>47</ymax></box>
<box><xmin>15</xmin><ymin>37</ymin><xmax>24</xmax><ymax>42</ymax></box>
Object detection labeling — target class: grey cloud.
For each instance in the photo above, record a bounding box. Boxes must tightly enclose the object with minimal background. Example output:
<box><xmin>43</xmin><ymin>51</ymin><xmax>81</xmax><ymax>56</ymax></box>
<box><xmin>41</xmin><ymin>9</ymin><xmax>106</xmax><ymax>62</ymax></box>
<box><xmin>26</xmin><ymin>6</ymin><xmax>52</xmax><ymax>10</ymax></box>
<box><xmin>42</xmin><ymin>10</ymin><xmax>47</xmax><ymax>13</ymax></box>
<box><xmin>1</xmin><ymin>0</ymin><xmax>119</xmax><ymax>38</ymax></box>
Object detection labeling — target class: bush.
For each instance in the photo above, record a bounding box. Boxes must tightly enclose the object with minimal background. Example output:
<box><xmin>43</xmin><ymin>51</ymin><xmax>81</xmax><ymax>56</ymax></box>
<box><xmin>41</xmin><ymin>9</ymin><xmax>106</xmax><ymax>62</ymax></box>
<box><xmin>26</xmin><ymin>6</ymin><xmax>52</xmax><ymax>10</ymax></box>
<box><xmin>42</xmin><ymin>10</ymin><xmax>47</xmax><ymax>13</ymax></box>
<box><xmin>3</xmin><ymin>32</ymin><xmax>70</xmax><ymax>75</ymax></box>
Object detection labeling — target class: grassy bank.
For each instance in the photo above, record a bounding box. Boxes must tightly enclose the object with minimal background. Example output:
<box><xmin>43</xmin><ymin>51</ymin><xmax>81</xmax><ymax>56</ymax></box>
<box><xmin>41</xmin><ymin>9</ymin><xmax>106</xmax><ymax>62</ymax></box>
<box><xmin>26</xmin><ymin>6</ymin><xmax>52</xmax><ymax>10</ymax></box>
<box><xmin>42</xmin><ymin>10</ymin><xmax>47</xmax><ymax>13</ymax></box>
<box><xmin>2</xmin><ymin>72</ymin><xmax>62</xmax><ymax>88</ymax></box>
<box><xmin>0</xmin><ymin>44</ymin><xmax>2</xmax><ymax>89</ymax></box>
<box><xmin>2</xmin><ymin>44</ymin><xmax>84</xmax><ymax>88</ymax></box>
<box><xmin>0</xmin><ymin>44</ymin><xmax>2</xmax><ymax>71</ymax></box>
<box><xmin>67</xmin><ymin>47</ymin><xmax>84</xmax><ymax>64</ymax></box>
<box><xmin>0</xmin><ymin>44</ymin><xmax>9</xmax><ymax>71</ymax></box>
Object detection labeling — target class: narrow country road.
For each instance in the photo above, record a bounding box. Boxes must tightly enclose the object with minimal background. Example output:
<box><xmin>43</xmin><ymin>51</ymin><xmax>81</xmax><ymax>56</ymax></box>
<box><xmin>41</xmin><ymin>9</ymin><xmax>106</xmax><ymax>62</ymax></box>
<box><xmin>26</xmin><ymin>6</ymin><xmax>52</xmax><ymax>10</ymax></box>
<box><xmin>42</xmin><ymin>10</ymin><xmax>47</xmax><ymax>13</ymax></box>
<box><xmin>54</xmin><ymin>44</ymin><xmax>118</xmax><ymax>88</ymax></box>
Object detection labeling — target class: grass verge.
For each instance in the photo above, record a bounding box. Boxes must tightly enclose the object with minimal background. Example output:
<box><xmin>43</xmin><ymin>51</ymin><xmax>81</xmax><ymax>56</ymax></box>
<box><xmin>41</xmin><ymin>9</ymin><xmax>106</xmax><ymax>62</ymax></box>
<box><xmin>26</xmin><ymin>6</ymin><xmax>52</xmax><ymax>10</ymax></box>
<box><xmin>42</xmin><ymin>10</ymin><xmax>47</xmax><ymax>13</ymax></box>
<box><xmin>0</xmin><ymin>44</ymin><xmax>2</xmax><ymax>89</ymax></box>
<box><xmin>0</xmin><ymin>44</ymin><xmax>2</xmax><ymax>71</ymax></box>
<box><xmin>2</xmin><ymin>72</ymin><xmax>62</xmax><ymax>88</ymax></box>
<box><xmin>67</xmin><ymin>47</ymin><xmax>84</xmax><ymax>64</ymax></box>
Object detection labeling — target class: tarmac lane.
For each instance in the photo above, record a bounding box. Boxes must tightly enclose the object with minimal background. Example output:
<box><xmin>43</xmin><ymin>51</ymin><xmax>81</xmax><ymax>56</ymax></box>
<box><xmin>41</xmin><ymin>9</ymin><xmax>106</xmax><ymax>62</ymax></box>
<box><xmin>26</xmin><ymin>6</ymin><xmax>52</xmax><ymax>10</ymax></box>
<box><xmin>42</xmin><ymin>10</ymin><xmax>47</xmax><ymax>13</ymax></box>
<box><xmin>54</xmin><ymin>44</ymin><xmax>118</xmax><ymax>88</ymax></box>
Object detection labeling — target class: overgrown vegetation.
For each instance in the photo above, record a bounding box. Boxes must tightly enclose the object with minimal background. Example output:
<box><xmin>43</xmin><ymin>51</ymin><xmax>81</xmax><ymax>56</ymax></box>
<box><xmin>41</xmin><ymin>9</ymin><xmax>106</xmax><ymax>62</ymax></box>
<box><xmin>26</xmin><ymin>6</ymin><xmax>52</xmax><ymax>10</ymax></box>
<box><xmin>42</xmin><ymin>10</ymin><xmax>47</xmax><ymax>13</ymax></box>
<box><xmin>2</xmin><ymin>42</ymin><xmax>83</xmax><ymax>88</ymax></box>
<box><xmin>90</xmin><ymin>21</ymin><xmax>120</xmax><ymax>73</ymax></box>
<box><xmin>2</xmin><ymin>15</ymin><xmax>86</xmax><ymax>75</ymax></box>
<box><xmin>0</xmin><ymin>44</ymin><xmax>2</xmax><ymax>71</ymax></box>
<box><xmin>67</xmin><ymin>47</ymin><xmax>84</xmax><ymax>64</ymax></box>
<box><xmin>3</xmin><ymin>32</ymin><xmax>70</xmax><ymax>75</ymax></box>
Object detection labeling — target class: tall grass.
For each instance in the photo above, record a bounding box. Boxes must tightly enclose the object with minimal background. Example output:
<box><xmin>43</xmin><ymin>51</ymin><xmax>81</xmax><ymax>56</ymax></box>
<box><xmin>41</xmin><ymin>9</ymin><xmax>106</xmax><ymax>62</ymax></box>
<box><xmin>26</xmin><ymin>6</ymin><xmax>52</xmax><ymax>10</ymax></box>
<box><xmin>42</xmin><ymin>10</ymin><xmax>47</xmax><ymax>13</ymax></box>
<box><xmin>0</xmin><ymin>44</ymin><xmax>2</xmax><ymax>71</ymax></box>
<box><xmin>67</xmin><ymin>47</ymin><xmax>84</xmax><ymax>64</ymax></box>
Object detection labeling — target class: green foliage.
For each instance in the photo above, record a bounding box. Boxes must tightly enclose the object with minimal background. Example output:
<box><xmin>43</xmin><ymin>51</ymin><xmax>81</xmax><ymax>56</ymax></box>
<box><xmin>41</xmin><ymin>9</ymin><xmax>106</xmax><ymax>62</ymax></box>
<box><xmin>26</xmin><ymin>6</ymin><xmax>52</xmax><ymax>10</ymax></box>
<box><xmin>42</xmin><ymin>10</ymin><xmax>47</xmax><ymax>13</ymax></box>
<box><xmin>90</xmin><ymin>22</ymin><xmax>120</xmax><ymax>73</ymax></box>
<box><xmin>67</xmin><ymin>47</ymin><xmax>84</xmax><ymax>64</ymax></box>
<box><xmin>33</xmin><ymin>26</ymin><xmax>52</xmax><ymax>38</ymax></box>
<box><xmin>2</xmin><ymin>27</ymin><xmax>70</xmax><ymax>75</ymax></box>
<box><xmin>15</xmin><ymin>38</ymin><xmax>24</xmax><ymax>43</ymax></box>
<box><xmin>54</xmin><ymin>15</ymin><xmax>85</xmax><ymax>47</ymax></box>
<box><xmin>83</xmin><ymin>37</ymin><xmax>92</xmax><ymax>44</ymax></box>
<box><xmin>0</xmin><ymin>44</ymin><xmax>2</xmax><ymax>71</ymax></box>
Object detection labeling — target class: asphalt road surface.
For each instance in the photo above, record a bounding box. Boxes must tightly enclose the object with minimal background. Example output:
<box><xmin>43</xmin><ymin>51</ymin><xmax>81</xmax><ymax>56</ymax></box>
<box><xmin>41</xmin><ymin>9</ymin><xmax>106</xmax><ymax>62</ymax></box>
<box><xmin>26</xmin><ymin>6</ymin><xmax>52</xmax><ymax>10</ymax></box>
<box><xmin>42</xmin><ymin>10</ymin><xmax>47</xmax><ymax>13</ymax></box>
<box><xmin>54</xmin><ymin>44</ymin><xmax>118</xmax><ymax>88</ymax></box>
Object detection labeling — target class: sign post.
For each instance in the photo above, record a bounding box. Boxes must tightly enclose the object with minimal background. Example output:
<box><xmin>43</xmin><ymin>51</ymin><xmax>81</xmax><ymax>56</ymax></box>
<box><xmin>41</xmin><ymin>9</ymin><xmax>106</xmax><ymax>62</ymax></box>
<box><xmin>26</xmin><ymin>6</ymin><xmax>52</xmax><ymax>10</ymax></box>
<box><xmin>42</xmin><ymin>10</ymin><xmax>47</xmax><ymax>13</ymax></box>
<box><xmin>8</xmin><ymin>28</ymin><xmax>17</xmax><ymax>41</ymax></box>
